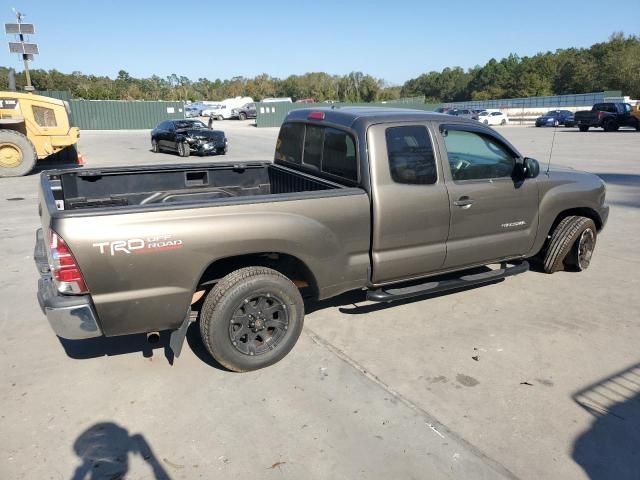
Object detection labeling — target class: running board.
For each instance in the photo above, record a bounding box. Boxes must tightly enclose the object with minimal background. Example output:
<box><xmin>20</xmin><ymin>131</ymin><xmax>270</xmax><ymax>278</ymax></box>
<box><xmin>366</xmin><ymin>261</ymin><xmax>529</xmax><ymax>303</ymax></box>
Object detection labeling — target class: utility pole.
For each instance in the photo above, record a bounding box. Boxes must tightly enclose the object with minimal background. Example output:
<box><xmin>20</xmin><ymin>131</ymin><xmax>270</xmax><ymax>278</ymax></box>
<box><xmin>16</xmin><ymin>12</ymin><xmax>31</xmax><ymax>88</ymax></box>
<box><xmin>5</xmin><ymin>9</ymin><xmax>38</xmax><ymax>91</ymax></box>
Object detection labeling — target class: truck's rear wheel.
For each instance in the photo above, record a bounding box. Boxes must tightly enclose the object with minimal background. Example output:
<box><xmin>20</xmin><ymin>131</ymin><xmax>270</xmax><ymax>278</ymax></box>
<box><xmin>199</xmin><ymin>267</ymin><xmax>304</xmax><ymax>372</ymax></box>
<box><xmin>238</xmin><ymin>112</ymin><xmax>247</xmax><ymax>121</ymax></box>
<box><xmin>543</xmin><ymin>216</ymin><xmax>597</xmax><ymax>273</ymax></box>
<box><xmin>0</xmin><ymin>130</ymin><xmax>37</xmax><ymax>177</ymax></box>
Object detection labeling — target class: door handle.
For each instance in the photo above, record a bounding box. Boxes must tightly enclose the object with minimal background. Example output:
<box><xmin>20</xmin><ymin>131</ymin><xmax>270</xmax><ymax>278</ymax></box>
<box><xmin>453</xmin><ymin>196</ymin><xmax>474</xmax><ymax>208</ymax></box>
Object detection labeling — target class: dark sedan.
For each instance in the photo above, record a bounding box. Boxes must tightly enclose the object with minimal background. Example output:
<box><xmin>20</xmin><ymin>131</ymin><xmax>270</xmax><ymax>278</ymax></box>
<box><xmin>151</xmin><ymin>119</ymin><xmax>228</xmax><ymax>157</ymax></box>
<box><xmin>535</xmin><ymin>110</ymin><xmax>575</xmax><ymax>127</ymax></box>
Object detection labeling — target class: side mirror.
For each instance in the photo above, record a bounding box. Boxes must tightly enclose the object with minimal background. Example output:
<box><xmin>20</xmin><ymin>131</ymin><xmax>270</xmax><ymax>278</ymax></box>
<box><xmin>523</xmin><ymin>157</ymin><xmax>540</xmax><ymax>178</ymax></box>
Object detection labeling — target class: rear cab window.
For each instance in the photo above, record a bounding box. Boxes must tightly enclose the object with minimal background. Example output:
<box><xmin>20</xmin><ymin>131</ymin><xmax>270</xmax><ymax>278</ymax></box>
<box><xmin>275</xmin><ymin>122</ymin><xmax>358</xmax><ymax>184</ymax></box>
<box><xmin>385</xmin><ymin>125</ymin><xmax>437</xmax><ymax>185</ymax></box>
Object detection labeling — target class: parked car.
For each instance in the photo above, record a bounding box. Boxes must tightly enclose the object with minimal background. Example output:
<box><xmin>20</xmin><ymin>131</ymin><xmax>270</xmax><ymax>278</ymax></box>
<box><xmin>36</xmin><ymin>107</ymin><xmax>608</xmax><ymax>372</ymax></box>
<box><xmin>574</xmin><ymin>102</ymin><xmax>640</xmax><ymax>132</ymax></box>
<box><xmin>452</xmin><ymin>109</ymin><xmax>475</xmax><ymax>119</ymax></box>
<box><xmin>295</xmin><ymin>98</ymin><xmax>316</xmax><ymax>104</ymax></box>
<box><xmin>185</xmin><ymin>106</ymin><xmax>201</xmax><ymax>118</ymax></box>
<box><xmin>150</xmin><ymin>119</ymin><xmax>227</xmax><ymax>157</ymax></box>
<box><xmin>231</xmin><ymin>102</ymin><xmax>257</xmax><ymax>120</ymax></box>
<box><xmin>436</xmin><ymin>107</ymin><xmax>453</xmax><ymax>113</ymax></box>
<box><xmin>535</xmin><ymin>110</ymin><xmax>575</xmax><ymax>127</ymax></box>
<box><xmin>476</xmin><ymin>110</ymin><xmax>509</xmax><ymax>125</ymax></box>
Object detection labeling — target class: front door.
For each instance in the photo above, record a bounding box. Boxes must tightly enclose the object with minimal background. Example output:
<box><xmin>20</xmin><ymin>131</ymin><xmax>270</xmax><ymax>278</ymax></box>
<box><xmin>436</xmin><ymin>125</ymin><xmax>539</xmax><ymax>269</ymax></box>
<box><xmin>369</xmin><ymin>122</ymin><xmax>451</xmax><ymax>284</ymax></box>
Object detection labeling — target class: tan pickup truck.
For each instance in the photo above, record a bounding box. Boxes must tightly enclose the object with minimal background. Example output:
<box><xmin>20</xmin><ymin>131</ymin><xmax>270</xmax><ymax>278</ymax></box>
<box><xmin>35</xmin><ymin>107</ymin><xmax>609</xmax><ymax>371</ymax></box>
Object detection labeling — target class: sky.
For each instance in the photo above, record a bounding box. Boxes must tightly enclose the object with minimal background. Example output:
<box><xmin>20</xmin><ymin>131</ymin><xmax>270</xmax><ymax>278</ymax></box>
<box><xmin>1</xmin><ymin>0</ymin><xmax>639</xmax><ymax>85</ymax></box>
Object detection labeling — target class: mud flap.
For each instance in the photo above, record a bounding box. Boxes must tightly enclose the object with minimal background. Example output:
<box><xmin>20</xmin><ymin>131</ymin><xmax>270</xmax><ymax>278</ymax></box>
<box><xmin>169</xmin><ymin>310</ymin><xmax>192</xmax><ymax>357</ymax></box>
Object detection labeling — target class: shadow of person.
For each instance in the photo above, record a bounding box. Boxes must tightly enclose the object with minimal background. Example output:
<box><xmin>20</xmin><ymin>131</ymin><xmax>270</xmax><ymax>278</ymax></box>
<box><xmin>71</xmin><ymin>422</ymin><xmax>171</xmax><ymax>480</ymax></box>
<box><xmin>572</xmin><ymin>362</ymin><xmax>640</xmax><ymax>480</ymax></box>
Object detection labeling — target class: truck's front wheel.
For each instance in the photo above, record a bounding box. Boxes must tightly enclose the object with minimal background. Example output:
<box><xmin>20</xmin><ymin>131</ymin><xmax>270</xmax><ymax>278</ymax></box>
<box><xmin>199</xmin><ymin>267</ymin><xmax>305</xmax><ymax>372</ymax></box>
<box><xmin>543</xmin><ymin>216</ymin><xmax>597</xmax><ymax>273</ymax></box>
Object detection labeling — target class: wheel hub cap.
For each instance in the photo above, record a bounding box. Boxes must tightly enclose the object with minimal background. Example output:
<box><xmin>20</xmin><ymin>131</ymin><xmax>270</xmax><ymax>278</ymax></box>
<box><xmin>229</xmin><ymin>294</ymin><xmax>289</xmax><ymax>356</ymax></box>
<box><xmin>0</xmin><ymin>143</ymin><xmax>23</xmax><ymax>168</ymax></box>
<box><xmin>578</xmin><ymin>229</ymin><xmax>595</xmax><ymax>269</ymax></box>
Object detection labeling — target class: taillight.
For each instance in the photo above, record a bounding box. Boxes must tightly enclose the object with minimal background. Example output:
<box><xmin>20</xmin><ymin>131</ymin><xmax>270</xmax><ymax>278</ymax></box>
<box><xmin>48</xmin><ymin>230</ymin><xmax>88</xmax><ymax>294</ymax></box>
<box><xmin>308</xmin><ymin>111</ymin><xmax>325</xmax><ymax>120</ymax></box>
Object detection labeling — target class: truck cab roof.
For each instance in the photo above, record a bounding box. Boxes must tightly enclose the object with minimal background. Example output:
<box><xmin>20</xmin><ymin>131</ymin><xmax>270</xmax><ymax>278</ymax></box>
<box><xmin>285</xmin><ymin>106</ymin><xmax>471</xmax><ymax>130</ymax></box>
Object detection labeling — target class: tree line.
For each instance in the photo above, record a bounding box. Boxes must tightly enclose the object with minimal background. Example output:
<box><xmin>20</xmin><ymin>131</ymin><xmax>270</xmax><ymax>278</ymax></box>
<box><xmin>401</xmin><ymin>33</ymin><xmax>639</xmax><ymax>101</ymax></box>
<box><xmin>1</xmin><ymin>33</ymin><xmax>637</xmax><ymax>103</ymax></box>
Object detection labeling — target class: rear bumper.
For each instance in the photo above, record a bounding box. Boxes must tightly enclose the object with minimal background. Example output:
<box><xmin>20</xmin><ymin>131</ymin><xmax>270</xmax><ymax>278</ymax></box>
<box><xmin>34</xmin><ymin>228</ymin><xmax>102</xmax><ymax>340</ymax></box>
<box><xmin>37</xmin><ymin>277</ymin><xmax>102</xmax><ymax>339</ymax></box>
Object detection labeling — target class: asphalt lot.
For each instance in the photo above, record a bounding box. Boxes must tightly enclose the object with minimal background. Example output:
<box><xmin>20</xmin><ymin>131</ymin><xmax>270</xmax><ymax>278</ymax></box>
<box><xmin>1</xmin><ymin>119</ymin><xmax>639</xmax><ymax>479</ymax></box>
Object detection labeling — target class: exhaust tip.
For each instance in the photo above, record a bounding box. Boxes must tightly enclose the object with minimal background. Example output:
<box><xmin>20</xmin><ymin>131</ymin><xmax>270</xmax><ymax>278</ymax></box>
<box><xmin>146</xmin><ymin>332</ymin><xmax>160</xmax><ymax>344</ymax></box>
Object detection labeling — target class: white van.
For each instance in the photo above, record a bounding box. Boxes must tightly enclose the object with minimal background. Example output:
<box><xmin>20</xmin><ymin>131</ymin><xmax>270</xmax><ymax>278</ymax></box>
<box><xmin>206</xmin><ymin>97</ymin><xmax>254</xmax><ymax>120</ymax></box>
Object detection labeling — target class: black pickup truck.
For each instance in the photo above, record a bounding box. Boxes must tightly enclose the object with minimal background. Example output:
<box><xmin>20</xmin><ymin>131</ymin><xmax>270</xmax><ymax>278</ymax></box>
<box><xmin>574</xmin><ymin>102</ymin><xmax>640</xmax><ymax>132</ymax></box>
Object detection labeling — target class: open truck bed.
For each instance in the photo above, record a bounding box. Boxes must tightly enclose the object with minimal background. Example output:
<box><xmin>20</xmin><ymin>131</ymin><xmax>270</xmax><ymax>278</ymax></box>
<box><xmin>45</xmin><ymin>161</ymin><xmax>345</xmax><ymax>211</ymax></box>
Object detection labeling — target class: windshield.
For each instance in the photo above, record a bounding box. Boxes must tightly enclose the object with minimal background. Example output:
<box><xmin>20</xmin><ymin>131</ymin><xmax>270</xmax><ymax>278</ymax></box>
<box><xmin>545</xmin><ymin>111</ymin><xmax>560</xmax><ymax>116</ymax></box>
<box><xmin>175</xmin><ymin>120</ymin><xmax>207</xmax><ymax>129</ymax></box>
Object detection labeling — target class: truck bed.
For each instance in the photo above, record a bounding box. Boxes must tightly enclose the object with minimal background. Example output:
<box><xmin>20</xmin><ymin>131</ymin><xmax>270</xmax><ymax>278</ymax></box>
<box><xmin>46</xmin><ymin>162</ymin><xmax>345</xmax><ymax>211</ymax></box>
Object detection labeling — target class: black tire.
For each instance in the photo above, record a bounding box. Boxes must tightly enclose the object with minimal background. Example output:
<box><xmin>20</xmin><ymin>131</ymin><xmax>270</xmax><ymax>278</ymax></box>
<box><xmin>217</xmin><ymin>146</ymin><xmax>227</xmax><ymax>155</ymax></box>
<box><xmin>217</xmin><ymin>115</ymin><xmax>224</xmax><ymax>121</ymax></box>
<box><xmin>177</xmin><ymin>141</ymin><xmax>190</xmax><ymax>157</ymax></box>
<box><xmin>238</xmin><ymin>112</ymin><xmax>247</xmax><ymax>121</ymax></box>
<box><xmin>199</xmin><ymin>267</ymin><xmax>305</xmax><ymax>372</ymax></box>
<box><xmin>579</xmin><ymin>126</ymin><xmax>589</xmax><ymax>132</ymax></box>
<box><xmin>501</xmin><ymin>119</ymin><xmax>507</xmax><ymax>125</ymax></box>
<box><xmin>543</xmin><ymin>216</ymin><xmax>597</xmax><ymax>273</ymax></box>
<box><xmin>0</xmin><ymin>129</ymin><xmax>37</xmax><ymax>177</ymax></box>
<box><xmin>603</xmin><ymin>119</ymin><xmax>618</xmax><ymax>132</ymax></box>
<box><xmin>484</xmin><ymin>120</ymin><xmax>489</xmax><ymax>125</ymax></box>
<box><xmin>151</xmin><ymin>138</ymin><xmax>159</xmax><ymax>153</ymax></box>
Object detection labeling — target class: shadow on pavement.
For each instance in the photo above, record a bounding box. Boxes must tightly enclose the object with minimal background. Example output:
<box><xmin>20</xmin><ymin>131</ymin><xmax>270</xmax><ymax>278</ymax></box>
<box><xmin>58</xmin><ymin>331</ymin><xmax>175</xmax><ymax>365</ymax></box>
<box><xmin>71</xmin><ymin>422</ymin><xmax>171</xmax><ymax>480</ymax></box>
<box><xmin>594</xmin><ymin>173</ymin><xmax>640</xmax><ymax>188</ymax></box>
<box><xmin>594</xmin><ymin>173</ymin><xmax>640</xmax><ymax>209</ymax></box>
<box><xmin>572</xmin><ymin>362</ymin><xmax>640</xmax><ymax>480</ymax></box>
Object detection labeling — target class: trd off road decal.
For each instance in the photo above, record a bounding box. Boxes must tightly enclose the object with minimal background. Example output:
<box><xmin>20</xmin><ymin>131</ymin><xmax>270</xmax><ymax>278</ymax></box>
<box><xmin>92</xmin><ymin>234</ymin><xmax>183</xmax><ymax>256</ymax></box>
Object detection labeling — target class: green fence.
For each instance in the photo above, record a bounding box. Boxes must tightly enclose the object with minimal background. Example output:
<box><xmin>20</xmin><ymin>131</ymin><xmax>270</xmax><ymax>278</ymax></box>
<box><xmin>36</xmin><ymin>90</ymin><xmax>71</xmax><ymax>101</ymax></box>
<box><xmin>68</xmin><ymin>100</ymin><xmax>185</xmax><ymax>129</ymax></box>
<box><xmin>256</xmin><ymin>101</ymin><xmax>441</xmax><ymax>128</ymax></box>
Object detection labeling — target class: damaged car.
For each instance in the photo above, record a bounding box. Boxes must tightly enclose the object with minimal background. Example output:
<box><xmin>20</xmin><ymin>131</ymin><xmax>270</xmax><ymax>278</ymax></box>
<box><xmin>151</xmin><ymin>119</ymin><xmax>228</xmax><ymax>157</ymax></box>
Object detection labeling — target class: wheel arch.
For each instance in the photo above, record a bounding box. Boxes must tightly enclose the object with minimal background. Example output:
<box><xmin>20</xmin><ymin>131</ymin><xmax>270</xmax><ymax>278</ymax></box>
<box><xmin>548</xmin><ymin>207</ymin><xmax>603</xmax><ymax>236</ymax></box>
<box><xmin>193</xmin><ymin>252</ymin><xmax>320</xmax><ymax>303</ymax></box>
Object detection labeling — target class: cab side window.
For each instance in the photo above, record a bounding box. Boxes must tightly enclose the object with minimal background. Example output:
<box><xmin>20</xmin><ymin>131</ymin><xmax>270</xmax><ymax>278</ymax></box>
<box><xmin>385</xmin><ymin>125</ymin><xmax>437</xmax><ymax>185</ymax></box>
<box><xmin>442</xmin><ymin>128</ymin><xmax>515</xmax><ymax>181</ymax></box>
<box><xmin>32</xmin><ymin>106</ymin><xmax>57</xmax><ymax>127</ymax></box>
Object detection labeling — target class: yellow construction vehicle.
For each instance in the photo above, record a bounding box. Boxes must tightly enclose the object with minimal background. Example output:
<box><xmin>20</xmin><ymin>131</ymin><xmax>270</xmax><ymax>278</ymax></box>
<box><xmin>0</xmin><ymin>91</ymin><xmax>81</xmax><ymax>177</ymax></box>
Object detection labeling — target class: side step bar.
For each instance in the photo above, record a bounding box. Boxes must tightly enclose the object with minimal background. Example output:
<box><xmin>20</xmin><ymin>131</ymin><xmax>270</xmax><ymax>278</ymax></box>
<box><xmin>366</xmin><ymin>261</ymin><xmax>529</xmax><ymax>303</ymax></box>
